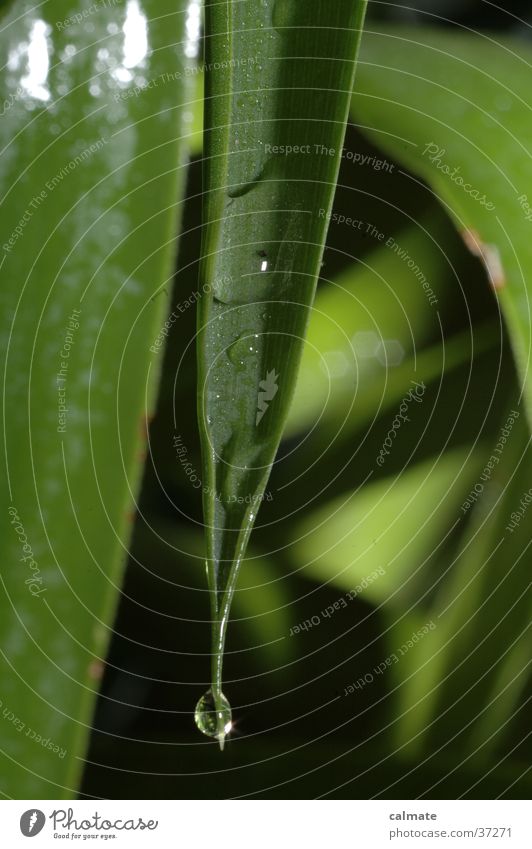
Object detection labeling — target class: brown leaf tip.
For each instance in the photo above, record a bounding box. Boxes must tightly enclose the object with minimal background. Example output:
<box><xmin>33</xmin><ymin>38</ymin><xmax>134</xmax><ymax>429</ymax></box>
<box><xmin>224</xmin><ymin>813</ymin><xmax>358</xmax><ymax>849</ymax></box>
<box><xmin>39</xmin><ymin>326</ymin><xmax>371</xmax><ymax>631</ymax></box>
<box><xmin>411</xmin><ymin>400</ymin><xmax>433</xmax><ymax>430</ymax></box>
<box><xmin>461</xmin><ymin>228</ymin><xmax>506</xmax><ymax>290</ymax></box>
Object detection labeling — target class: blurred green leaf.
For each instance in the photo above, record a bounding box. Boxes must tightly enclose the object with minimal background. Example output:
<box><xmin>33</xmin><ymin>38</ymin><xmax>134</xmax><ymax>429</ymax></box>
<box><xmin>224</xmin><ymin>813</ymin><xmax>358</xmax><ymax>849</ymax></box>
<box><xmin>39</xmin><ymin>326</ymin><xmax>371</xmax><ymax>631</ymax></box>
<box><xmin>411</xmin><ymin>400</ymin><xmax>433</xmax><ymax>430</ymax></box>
<box><xmin>187</xmin><ymin>70</ymin><xmax>204</xmax><ymax>157</ymax></box>
<box><xmin>287</xmin><ymin>217</ymin><xmax>497</xmax><ymax>437</ymax></box>
<box><xmin>0</xmin><ymin>0</ymin><xmax>191</xmax><ymax>796</ymax></box>
<box><xmin>352</xmin><ymin>27</ymin><xmax>532</xmax><ymax>423</ymax></box>
<box><xmin>393</xmin><ymin>410</ymin><xmax>531</xmax><ymax>763</ymax></box>
<box><xmin>287</xmin><ymin>221</ymin><xmax>444</xmax><ymax>435</ymax></box>
<box><xmin>290</xmin><ymin>448</ymin><xmax>480</xmax><ymax>608</ymax></box>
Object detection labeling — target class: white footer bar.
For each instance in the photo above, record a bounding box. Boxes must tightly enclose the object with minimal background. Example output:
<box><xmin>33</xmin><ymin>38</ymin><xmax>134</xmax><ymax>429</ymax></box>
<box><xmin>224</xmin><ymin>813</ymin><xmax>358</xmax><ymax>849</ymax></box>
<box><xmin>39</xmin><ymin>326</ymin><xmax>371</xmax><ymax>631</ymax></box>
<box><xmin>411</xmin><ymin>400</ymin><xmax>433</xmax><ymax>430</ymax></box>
<box><xmin>1</xmin><ymin>800</ymin><xmax>530</xmax><ymax>847</ymax></box>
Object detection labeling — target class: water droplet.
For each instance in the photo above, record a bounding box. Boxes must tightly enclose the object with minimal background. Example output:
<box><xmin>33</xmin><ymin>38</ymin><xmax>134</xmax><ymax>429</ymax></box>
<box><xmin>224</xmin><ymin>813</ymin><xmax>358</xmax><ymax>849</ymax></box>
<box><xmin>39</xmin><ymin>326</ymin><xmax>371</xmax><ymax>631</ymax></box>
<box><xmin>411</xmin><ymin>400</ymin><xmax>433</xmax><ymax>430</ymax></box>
<box><xmin>227</xmin><ymin>160</ymin><xmax>269</xmax><ymax>198</ymax></box>
<box><xmin>228</xmin><ymin>332</ymin><xmax>259</xmax><ymax>367</ymax></box>
<box><xmin>194</xmin><ymin>689</ymin><xmax>232</xmax><ymax>748</ymax></box>
<box><xmin>211</xmin><ymin>273</ymin><xmax>233</xmax><ymax>303</ymax></box>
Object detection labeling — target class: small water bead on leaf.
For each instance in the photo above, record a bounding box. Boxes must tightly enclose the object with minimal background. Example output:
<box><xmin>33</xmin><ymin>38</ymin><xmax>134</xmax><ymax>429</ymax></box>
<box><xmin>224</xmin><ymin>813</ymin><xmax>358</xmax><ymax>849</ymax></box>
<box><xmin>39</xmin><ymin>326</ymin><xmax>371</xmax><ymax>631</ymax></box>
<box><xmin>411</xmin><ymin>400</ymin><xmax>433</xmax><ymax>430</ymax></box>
<box><xmin>227</xmin><ymin>159</ymin><xmax>269</xmax><ymax>199</ymax></box>
<box><xmin>194</xmin><ymin>689</ymin><xmax>232</xmax><ymax>749</ymax></box>
<box><xmin>248</xmin><ymin>334</ymin><xmax>260</xmax><ymax>354</ymax></box>
<box><xmin>228</xmin><ymin>332</ymin><xmax>260</xmax><ymax>367</ymax></box>
<box><xmin>211</xmin><ymin>274</ymin><xmax>270</xmax><ymax>307</ymax></box>
<box><xmin>211</xmin><ymin>273</ymin><xmax>234</xmax><ymax>304</ymax></box>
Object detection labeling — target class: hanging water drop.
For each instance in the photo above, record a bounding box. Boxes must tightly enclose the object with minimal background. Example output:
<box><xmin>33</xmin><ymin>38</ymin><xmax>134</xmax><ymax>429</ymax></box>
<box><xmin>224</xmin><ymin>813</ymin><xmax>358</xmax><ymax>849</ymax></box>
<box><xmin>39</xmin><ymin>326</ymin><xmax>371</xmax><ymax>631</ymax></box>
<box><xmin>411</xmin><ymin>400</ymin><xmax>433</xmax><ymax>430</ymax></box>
<box><xmin>194</xmin><ymin>688</ymin><xmax>232</xmax><ymax>749</ymax></box>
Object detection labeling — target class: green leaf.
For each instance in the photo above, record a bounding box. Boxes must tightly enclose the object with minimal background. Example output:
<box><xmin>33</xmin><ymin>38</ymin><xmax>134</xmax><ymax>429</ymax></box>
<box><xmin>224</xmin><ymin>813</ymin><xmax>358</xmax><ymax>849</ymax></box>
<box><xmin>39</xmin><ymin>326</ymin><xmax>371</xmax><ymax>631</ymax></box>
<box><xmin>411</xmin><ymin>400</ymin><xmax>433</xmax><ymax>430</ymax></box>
<box><xmin>352</xmin><ymin>27</ymin><xmax>532</xmax><ymax>421</ymax></box>
<box><xmin>286</xmin><ymin>215</ymin><xmax>486</xmax><ymax>437</ymax></box>
<box><xmin>197</xmin><ymin>0</ymin><xmax>368</xmax><ymax>744</ymax></box>
<box><xmin>0</xmin><ymin>0</ymin><xmax>191</xmax><ymax>796</ymax></box>
<box><xmin>290</xmin><ymin>448</ymin><xmax>480</xmax><ymax>608</ymax></box>
<box><xmin>142</xmin><ymin>520</ymin><xmax>295</xmax><ymax>670</ymax></box>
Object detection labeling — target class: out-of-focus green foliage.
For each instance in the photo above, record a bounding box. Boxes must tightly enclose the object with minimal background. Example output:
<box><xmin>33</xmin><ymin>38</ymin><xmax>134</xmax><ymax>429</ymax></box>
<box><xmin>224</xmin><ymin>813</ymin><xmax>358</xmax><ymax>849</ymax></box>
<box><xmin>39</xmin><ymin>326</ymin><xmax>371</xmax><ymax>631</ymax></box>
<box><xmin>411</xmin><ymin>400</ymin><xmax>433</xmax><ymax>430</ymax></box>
<box><xmin>393</xmin><ymin>414</ymin><xmax>531</xmax><ymax>763</ymax></box>
<box><xmin>291</xmin><ymin>449</ymin><xmax>481</xmax><ymax>607</ymax></box>
<box><xmin>287</xmin><ymin>217</ymin><xmax>499</xmax><ymax>440</ymax></box>
<box><xmin>353</xmin><ymin>27</ymin><xmax>532</xmax><ymax>421</ymax></box>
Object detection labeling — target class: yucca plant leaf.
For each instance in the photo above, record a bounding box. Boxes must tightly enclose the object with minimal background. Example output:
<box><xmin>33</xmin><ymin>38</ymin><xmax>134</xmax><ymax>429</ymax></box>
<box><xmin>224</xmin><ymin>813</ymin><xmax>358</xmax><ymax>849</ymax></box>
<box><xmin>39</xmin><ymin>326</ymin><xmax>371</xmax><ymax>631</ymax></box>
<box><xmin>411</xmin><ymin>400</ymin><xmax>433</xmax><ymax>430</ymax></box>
<box><xmin>196</xmin><ymin>0</ymin><xmax>368</xmax><ymax>744</ymax></box>
<box><xmin>352</xmin><ymin>27</ymin><xmax>532</xmax><ymax>423</ymax></box>
<box><xmin>0</xmin><ymin>0</ymin><xmax>192</xmax><ymax>796</ymax></box>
